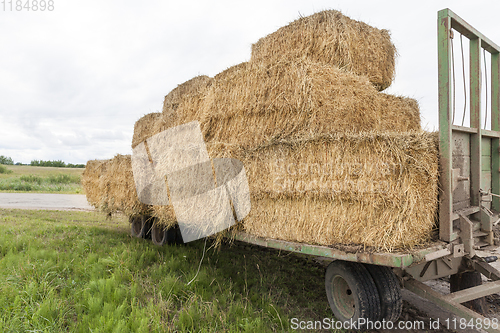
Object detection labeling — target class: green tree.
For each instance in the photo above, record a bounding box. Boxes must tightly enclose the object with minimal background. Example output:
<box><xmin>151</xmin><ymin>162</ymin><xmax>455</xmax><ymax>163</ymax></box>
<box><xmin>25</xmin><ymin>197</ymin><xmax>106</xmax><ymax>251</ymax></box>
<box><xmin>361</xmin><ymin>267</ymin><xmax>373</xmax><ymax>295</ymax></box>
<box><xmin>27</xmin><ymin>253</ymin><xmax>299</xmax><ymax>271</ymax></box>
<box><xmin>0</xmin><ymin>155</ymin><xmax>14</xmax><ymax>165</ymax></box>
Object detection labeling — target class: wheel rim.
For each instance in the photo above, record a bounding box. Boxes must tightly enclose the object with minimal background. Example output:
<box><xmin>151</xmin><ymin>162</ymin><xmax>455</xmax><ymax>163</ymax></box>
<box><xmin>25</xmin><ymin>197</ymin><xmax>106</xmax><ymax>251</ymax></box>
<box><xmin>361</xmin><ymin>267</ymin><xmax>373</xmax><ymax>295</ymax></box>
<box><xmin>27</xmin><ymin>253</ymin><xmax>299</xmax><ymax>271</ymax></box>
<box><xmin>331</xmin><ymin>275</ymin><xmax>356</xmax><ymax>319</ymax></box>
<box><xmin>131</xmin><ymin>216</ymin><xmax>143</xmax><ymax>237</ymax></box>
<box><xmin>152</xmin><ymin>224</ymin><xmax>165</xmax><ymax>244</ymax></box>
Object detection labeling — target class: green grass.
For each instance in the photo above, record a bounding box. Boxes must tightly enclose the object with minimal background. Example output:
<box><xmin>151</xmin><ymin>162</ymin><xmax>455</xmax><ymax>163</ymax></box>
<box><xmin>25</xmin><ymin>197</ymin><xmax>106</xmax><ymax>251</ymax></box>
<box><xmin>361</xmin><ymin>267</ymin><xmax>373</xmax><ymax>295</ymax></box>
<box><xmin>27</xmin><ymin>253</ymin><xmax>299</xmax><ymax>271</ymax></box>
<box><xmin>0</xmin><ymin>165</ymin><xmax>13</xmax><ymax>174</ymax></box>
<box><xmin>0</xmin><ymin>209</ymin><xmax>334</xmax><ymax>332</ymax></box>
<box><xmin>0</xmin><ymin>165</ymin><xmax>83</xmax><ymax>194</ymax></box>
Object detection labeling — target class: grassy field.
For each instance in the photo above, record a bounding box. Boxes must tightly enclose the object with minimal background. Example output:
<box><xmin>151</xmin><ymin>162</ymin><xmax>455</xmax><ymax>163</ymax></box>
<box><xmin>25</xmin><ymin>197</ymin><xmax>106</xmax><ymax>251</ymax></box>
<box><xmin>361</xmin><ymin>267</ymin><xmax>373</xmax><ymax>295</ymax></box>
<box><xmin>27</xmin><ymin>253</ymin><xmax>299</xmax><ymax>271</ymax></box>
<box><xmin>0</xmin><ymin>209</ymin><xmax>333</xmax><ymax>332</ymax></box>
<box><xmin>0</xmin><ymin>165</ymin><xmax>84</xmax><ymax>194</ymax></box>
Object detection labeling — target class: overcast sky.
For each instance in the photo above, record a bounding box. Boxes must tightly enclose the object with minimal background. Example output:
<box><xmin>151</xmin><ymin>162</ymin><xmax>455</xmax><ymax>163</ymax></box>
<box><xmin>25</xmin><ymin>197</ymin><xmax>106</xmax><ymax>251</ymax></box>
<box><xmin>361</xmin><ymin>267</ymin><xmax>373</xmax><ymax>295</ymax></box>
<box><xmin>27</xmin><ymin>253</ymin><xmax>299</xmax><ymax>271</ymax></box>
<box><xmin>1</xmin><ymin>1</ymin><xmax>500</xmax><ymax>164</ymax></box>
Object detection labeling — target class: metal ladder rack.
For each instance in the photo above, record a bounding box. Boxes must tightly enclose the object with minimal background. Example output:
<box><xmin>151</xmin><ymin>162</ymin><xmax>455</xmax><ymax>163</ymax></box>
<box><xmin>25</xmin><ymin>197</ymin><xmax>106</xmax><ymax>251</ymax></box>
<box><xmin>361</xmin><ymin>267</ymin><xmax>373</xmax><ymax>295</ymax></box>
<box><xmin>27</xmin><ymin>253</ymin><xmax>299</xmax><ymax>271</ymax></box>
<box><xmin>438</xmin><ymin>8</ymin><xmax>500</xmax><ymax>251</ymax></box>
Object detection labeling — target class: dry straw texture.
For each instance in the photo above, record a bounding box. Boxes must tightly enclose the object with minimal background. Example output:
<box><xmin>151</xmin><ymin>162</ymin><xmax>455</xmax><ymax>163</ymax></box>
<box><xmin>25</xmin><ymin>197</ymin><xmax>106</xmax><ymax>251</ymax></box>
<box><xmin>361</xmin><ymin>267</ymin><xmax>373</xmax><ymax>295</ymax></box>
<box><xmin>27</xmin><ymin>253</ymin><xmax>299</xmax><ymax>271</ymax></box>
<box><xmin>208</xmin><ymin>131</ymin><xmax>439</xmax><ymax>251</ymax></box>
<box><xmin>198</xmin><ymin>60</ymin><xmax>420</xmax><ymax>147</ymax></box>
<box><xmin>251</xmin><ymin>10</ymin><xmax>396</xmax><ymax>91</ymax></box>
<box><xmin>144</xmin><ymin>60</ymin><xmax>420</xmax><ymax>149</ymax></box>
<box><xmin>132</xmin><ymin>113</ymin><xmax>163</xmax><ymax>149</ymax></box>
<box><xmin>81</xmin><ymin>159</ymin><xmax>107</xmax><ymax>209</ymax></box>
<box><xmin>162</xmin><ymin>75</ymin><xmax>213</xmax><ymax>120</ymax></box>
<box><xmin>82</xmin><ymin>154</ymin><xmax>149</xmax><ymax>216</ymax></box>
<box><xmin>130</xmin><ymin>75</ymin><xmax>213</xmax><ymax>149</ymax></box>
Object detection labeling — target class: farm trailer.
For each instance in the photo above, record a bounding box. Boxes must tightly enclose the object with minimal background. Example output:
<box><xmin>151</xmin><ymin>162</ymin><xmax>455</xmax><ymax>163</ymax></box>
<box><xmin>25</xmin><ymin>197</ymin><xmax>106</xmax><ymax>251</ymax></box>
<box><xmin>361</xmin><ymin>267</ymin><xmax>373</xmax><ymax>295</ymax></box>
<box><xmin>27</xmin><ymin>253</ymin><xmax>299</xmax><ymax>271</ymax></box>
<box><xmin>128</xmin><ymin>9</ymin><xmax>500</xmax><ymax>332</ymax></box>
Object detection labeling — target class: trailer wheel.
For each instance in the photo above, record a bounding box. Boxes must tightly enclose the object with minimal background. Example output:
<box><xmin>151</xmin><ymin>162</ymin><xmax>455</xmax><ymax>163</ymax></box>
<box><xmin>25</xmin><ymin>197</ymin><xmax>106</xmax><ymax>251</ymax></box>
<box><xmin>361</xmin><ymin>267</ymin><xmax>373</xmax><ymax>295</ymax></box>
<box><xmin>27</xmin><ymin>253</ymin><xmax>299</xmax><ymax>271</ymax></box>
<box><xmin>365</xmin><ymin>264</ymin><xmax>402</xmax><ymax>322</ymax></box>
<box><xmin>325</xmin><ymin>260</ymin><xmax>381</xmax><ymax>324</ymax></box>
<box><xmin>151</xmin><ymin>223</ymin><xmax>166</xmax><ymax>246</ymax></box>
<box><xmin>152</xmin><ymin>224</ymin><xmax>184</xmax><ymax>245</ymax></box>
<box><xmin>130</xmin><ymin>216</ymin><xmax>143</xmax><ymax>238</ymax></box>
<box><xmin>130</xmin><ymin>215</ymin><xmax>152</xmax><ymax>239</ymax></box>
<box><xmin>450</xmin><ymin>271</ymin><xmax>486</xmax><ymax>313</ymax></box>
<box><xmin>166</xmin><ymin>224</ymin><xmax>184</xmax><ymax>245</ymax></box>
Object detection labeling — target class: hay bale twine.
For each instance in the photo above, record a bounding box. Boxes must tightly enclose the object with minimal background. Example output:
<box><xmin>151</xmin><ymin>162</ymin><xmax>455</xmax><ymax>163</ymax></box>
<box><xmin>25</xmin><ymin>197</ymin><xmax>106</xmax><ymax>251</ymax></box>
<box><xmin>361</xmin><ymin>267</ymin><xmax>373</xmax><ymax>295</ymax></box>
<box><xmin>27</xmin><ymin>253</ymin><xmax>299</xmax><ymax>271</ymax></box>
<box><xmin>251</xmin><ymin>10</ymin><xmax>396</xmax><ymax>91</ymax></box>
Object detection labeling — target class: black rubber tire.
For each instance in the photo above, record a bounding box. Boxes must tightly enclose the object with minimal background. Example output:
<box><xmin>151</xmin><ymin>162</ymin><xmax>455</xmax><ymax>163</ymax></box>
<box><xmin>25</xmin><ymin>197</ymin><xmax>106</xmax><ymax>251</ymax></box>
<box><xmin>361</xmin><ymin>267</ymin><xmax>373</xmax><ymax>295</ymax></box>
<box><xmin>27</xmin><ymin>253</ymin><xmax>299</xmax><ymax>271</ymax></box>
<box><xmin>325</xmin><ymin>260</ymin><xmax>381</xmax><ymax>324</ymax></box>
<box><xmin>130</xmin><ymin>215</ymin><xmax>152</xmax><ymax>239</ymax></box>
<box><xmin>151</xmin><ymin>223</ymin><xmax>167</xmax><ymax>246</ymax></box>
<box><xmin>365</xmin><ymin>264</ymin><xmax>403</xmax><ymax>322</ymax></box>
<box><xmin>130</xmin><ymin>216</ymin><xmax>143</xmax><ymax>238</ymax></box>
<box><xmin>450</xmin><ymin>271</ymin><xmax>487</xmax><ymax>314</ymax></box>
<box><xmin>166</xmin><ymin>224</ymin><xmax>184</xmax><ymax>244</ymax></box>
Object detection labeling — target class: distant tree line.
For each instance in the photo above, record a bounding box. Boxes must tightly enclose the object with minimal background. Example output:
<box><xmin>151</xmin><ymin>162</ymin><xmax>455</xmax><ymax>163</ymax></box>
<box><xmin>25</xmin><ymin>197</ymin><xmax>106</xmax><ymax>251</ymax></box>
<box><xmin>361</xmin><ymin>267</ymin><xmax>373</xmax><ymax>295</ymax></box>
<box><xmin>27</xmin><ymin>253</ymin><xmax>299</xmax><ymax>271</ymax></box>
<box><xmin>0</xmin><ymin>155</ymin><xmax>14</xmax><ymax>165</ymax></box>
<box><xmin>0</xmin><ymin>156</ymin><xmax>84</xmax><ymax>168</ymax></box>
<box><xmin>30</xmin><ymin>160</ymin><xmax>85</xmax><ymax>168</ymax></box>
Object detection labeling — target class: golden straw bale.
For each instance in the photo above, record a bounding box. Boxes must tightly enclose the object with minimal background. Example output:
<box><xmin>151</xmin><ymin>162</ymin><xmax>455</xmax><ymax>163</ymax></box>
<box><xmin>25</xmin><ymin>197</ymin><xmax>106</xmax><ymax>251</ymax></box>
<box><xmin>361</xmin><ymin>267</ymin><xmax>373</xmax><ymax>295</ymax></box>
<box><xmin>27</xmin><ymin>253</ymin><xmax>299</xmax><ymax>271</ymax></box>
<box><xmin>162</xmin><ymin>75</ymin><xmax>213</xmax><ymax>118</ymax></box>
<box><xmin>131</xmin><ymin>76</ymin><xmax>212</xmax><ymax>149</ymax></box>
<box><xmin>213</xmin><ymin>62</ymin><xmax>249</xmax><ymax>81</ymax></box>
<box><xmin>82</xmin><ymin>154</ymin><xmax>149</xmax><ymax>216</ymax></box>
<box><xmin>82</xmin><ymin>154</ymin><xmax>176</xmax><ymax>226</ymax></box>
<box><xmin>132</xmin><ymin>113</ymin><xmax>163</xmax><ymax>149</ymax></box>
<box><xmin>197</xmin><ymin>60</ymin><xmax>420</xmax><ymax>148</ymax></box>
<box><xmin>81</xmin><ymin>159</ymin><xmax>107</xmax><ymax>208</ymax></box>
<box><xmin>132</xmin><ymin>61</ymin><xmax>420</xmax><ymax>150</ymax></box>
<box><xmin>208</xmin><ymin>131</ymin><xmax>439</xmax><ymax>251</ymax></box>
<box><xmin>378</xmin><ymin>94</ymin><xmax>422</xmax><ymax>132</ymax></box>
<box><xmin>251</xmin><ymin>10</ymin><xmax>397</xmax><ymax>91</ymax></box>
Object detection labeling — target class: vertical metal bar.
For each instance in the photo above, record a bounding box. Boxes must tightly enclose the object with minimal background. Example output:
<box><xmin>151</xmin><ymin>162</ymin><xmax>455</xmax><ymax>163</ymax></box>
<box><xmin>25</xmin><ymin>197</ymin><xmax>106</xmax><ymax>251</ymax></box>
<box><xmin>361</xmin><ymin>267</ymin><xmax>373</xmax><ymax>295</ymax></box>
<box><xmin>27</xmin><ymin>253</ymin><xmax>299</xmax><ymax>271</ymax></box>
<box><xmin>491</xmin><ymin>52</ymin><xmax>500</xmax><ymax>211</ymax></box>
<box><xmin>438</xmin><ymin>9</ymin><xmax>454</xmax><ymax>242</ymax></box>
<box><xmin>470</xmin><ymin>38</ymin><xmax>482</xmax><ymax>211</ymax></box>
<box><xmin>438</xmin><ymin>9</ymin><xmax>453</xmax><ymax>242</ymax></box>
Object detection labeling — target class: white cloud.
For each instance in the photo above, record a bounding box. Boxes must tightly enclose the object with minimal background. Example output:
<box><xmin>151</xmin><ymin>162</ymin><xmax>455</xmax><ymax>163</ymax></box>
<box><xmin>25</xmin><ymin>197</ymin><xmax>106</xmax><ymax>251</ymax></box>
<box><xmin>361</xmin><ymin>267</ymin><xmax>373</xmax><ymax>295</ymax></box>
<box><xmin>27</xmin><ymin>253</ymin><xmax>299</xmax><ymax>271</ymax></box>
<box><xmin>1</xmin><ymin>1</ymin><xmax>500</xmax><ymax>164</ymax></box>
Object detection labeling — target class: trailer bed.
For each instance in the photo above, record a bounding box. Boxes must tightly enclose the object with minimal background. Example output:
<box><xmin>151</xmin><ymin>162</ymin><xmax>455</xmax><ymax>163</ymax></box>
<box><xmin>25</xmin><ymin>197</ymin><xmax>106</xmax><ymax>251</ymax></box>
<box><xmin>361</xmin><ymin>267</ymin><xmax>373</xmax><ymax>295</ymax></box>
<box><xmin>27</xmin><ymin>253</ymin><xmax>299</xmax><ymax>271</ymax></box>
<box><xmin>234</xmin><ymin>232</ymin><xmax>449</xmax><ymax>268</ymax></box>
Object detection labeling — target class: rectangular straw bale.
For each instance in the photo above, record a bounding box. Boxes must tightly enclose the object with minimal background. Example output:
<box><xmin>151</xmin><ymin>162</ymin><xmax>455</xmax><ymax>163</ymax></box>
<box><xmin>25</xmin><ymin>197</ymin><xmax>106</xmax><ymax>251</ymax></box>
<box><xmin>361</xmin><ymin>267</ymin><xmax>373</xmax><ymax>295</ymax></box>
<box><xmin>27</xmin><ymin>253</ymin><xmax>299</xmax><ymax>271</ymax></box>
<box><xmin>82</xmin><ymin>159</ymin><xmax>107</xmax><ymax>208</ymax></box>
<box><xmin>251</xmin><ymin>10</ymin><xmax>397</xmax><ymax>91</ymax></box>
<box><xmin>133</xmin><ymin>60</ymin><xmax>421</xmax><ymax>151</ymax></box>
<box><xmin>208</xmin><ymin>131</ymin><xmax>439</xmax><ymax>251</ymax></box>
<box><xmin>132</xmin><ymin>113</ymin><xmax>163</xmax><ymax>149</ymax></box>
<box><xmin>127</xmin><ymin>76</ymin><xmax>213</xmax><ymax>149</ymax></box>
<box><xmin>150</xmin><ymin>204</ymin><xmax>177</xmax><ymax>228</ymax></box>
<box><xmin>82</xmin><ymin>155</ymin><xmax>176</xmax><ymax>226</ymax></box>
<box><xmin>196</xmin><ymin>60</ymin><xmax>420</xmax><ymax>148</ymax></box>
<box><xmin>162</xmin><ymin>75</ymin><xmax>213</xmax><ymax>119</ymax></box>
<box><xmin>378</xmin><ymin>94</ymin><xmax>422</xmax><ymax>132</ymax></box>
<box><xmin>82</xmin><ymin>154</ymin><xmax>149</xmax><ymax>216</ymax></box>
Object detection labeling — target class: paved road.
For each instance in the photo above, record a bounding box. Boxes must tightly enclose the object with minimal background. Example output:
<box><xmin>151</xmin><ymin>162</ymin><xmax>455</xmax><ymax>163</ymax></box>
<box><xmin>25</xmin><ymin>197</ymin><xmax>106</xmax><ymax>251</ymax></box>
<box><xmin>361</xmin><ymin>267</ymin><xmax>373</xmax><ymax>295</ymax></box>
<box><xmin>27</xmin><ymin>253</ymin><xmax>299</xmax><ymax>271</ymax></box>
<box><xmin>0</xmin><ymin>193</ymin><xmax>94</xmax><ymax>211</ymax></box>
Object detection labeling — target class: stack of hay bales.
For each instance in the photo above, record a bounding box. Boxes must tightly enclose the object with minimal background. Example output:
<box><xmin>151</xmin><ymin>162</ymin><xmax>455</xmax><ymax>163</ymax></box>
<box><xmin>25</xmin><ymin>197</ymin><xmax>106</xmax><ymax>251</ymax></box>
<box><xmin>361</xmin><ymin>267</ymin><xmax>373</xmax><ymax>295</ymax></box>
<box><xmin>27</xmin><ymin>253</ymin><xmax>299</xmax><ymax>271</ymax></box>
<box><xmin>82</xmin><ymin>10</ymin><xmax>439</xmax><ymax>251</ymax></box>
